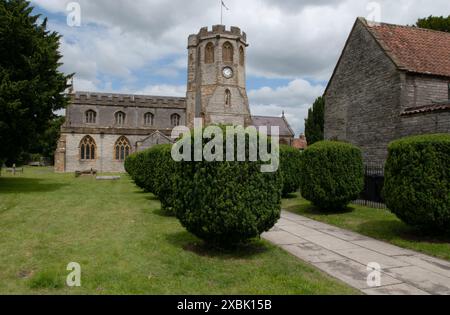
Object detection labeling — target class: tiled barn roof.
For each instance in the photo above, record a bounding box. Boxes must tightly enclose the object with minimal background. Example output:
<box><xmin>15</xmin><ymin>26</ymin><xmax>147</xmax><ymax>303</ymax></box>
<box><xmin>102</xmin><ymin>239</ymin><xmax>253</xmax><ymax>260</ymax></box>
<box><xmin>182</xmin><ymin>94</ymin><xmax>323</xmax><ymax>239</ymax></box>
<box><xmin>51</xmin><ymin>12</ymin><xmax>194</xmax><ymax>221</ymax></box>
<box><xmin>71</xmin><ymin>91</ymin><xmax>187</xmax><ymax>109</ymax></box>
<box><xmin>401</xmin><ymin>102</ymin><xmax>450</xmax><ymax>116</ymax></box>
<box><xmin>363</xmin><ymin>18</ymin><xmax>450</xmax><ymax>78</ymax></box>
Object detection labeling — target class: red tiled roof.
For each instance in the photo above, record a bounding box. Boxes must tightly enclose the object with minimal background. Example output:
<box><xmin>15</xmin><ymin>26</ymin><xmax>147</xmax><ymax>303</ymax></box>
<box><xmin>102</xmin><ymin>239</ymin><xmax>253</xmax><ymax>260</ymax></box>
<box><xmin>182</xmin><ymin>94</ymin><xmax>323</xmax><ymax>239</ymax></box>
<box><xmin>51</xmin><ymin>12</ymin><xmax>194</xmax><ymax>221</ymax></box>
<box><xmin>292</xmin><ymin>136</ymin><xmax>308</xmax><ymax>150</ymax></box>
<box><xmin>364</xmin><ymin>19</ymin><xmax>450</xmax><ymax>78</ymax></box>
<box><xmin>401</xmin><ymin>102</ymin><xmax>450</xmax><ymax>116</ymax></box>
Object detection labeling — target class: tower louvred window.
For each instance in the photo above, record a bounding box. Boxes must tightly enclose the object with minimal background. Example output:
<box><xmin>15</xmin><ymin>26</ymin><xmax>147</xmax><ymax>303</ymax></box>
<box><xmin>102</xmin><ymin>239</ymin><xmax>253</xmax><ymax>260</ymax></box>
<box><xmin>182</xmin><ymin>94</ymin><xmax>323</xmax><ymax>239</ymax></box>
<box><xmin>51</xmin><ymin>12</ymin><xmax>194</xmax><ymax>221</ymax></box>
<box><xmin>223</xmin><ymin>42</ymin><xmax>233</xmax><ymax>63</ymax></box>
<box><xmin>205</xmin><ymin>42</ymin><xmax>214</xmax><ymax>64</ymax></box>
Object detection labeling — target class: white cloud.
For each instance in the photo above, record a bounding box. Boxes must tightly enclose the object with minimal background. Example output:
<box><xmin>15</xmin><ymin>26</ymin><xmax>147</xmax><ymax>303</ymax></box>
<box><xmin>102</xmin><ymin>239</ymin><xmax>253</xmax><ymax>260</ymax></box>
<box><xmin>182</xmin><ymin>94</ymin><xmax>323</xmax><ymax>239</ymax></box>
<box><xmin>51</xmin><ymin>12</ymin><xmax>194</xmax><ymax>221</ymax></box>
<box><xmin>249</xmin><ymin>79</ymin><xmax>325</xmax><ymax>135</ymax></box>
<box><xmin>132</xmin><ymin>84</ymin><xmax>186</xmax><ymax>97</ymax></box>
<box><xmin>30</xmin><ymin>0</ymin><xmax>450</xmax><ymax>133</ymax></box>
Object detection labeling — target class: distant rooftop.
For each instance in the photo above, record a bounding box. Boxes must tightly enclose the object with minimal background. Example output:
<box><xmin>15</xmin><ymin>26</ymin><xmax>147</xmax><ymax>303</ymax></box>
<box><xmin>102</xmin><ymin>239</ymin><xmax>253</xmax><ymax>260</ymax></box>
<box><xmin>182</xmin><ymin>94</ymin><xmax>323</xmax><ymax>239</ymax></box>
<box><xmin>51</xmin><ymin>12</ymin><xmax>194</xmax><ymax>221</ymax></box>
<box><xmin>251</xmin><ymin>115</ymin><xmax>295</xmax><ymax>137</ymax></box>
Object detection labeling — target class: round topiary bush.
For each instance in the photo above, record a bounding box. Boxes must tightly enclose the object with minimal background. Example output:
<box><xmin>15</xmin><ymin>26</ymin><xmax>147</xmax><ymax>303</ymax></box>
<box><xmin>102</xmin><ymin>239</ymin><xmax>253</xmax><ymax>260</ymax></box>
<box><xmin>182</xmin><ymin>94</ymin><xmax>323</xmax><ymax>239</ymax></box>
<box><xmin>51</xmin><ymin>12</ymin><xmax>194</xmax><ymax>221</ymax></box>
<box><xmin>172</xmin><ymin>127</ymin><xmax>283</xmax><ymax>246</ymax></box>
<box><xmin>279</xmin><ymin>144</ymin><xmax>303</xmax><ymax>197</ymax></box>
<box><xmin>299</xmin><ymin>141</ymin><xmax>364</xmax><ymax>211</ymax></box>
<box><xmin>384</xmin><ymin>134</ymin><xmax>450</xmax><ymax>233</ymax></box>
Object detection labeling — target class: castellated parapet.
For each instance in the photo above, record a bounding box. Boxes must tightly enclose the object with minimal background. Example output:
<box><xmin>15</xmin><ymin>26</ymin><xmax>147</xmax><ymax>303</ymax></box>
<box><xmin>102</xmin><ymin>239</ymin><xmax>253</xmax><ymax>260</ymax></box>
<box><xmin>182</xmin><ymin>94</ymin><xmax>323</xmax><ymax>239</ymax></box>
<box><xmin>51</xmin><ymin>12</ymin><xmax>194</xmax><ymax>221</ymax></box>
<box><xmin>188</xmin><ymin>25</ymin><xmax>248</xmax><ymax>48</ymax></box>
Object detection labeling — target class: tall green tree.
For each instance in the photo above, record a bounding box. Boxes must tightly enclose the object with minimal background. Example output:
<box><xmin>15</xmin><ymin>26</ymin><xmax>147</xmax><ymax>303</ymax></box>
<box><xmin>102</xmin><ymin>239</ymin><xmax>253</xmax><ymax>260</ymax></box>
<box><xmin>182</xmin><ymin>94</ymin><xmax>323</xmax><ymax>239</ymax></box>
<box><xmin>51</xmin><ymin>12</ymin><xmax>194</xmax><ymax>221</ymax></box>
<box><xmin>0</xmin><ymin>0</ymin><xmax>71</xmax><ymax>164</ymax></box>
<box><xmin>415</xmin><ymin>15</ymin><xmax>450</xmax><ymax>32</ymax></box>
<box><xmin>304</xmin><ymin>96</ymin><xmax>324</xmax><ymax>145</ymax></box>
<box><xmin>29</xmin><ymin>116</ymin><xmax>65</xmax><ymax>163</ymax></box>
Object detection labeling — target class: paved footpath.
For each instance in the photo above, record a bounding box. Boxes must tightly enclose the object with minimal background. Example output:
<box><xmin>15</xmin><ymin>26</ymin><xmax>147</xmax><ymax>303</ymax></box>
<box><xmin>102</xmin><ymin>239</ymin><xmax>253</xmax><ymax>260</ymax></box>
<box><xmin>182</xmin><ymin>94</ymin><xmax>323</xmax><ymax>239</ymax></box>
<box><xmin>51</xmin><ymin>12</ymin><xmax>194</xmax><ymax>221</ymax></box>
<box><xmin>262</xmin><ymin>211</ymin><xmax>450</xmax><ymax>295</ymax></box>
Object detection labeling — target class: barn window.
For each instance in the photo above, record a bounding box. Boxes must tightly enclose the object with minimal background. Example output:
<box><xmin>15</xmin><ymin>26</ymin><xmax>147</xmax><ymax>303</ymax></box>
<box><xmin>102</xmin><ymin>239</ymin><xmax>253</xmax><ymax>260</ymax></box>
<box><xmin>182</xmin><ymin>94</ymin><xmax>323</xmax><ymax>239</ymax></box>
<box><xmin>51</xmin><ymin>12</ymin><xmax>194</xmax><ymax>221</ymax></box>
<box><xmin>115</xmin><ymin>111</ymin><xmax>126</xmax><ymax>126</ymax></box>
<box><xmin>144</xmin><ymin>112</ymin><xmax>154</xmax><ymax>126</ymax></box>
<box><xmin>114</xmin><ymin>136</ymin><xmax>131</xmax><ymax>161</ymax></box>
<box><xmin>205</xmin><ymin>42</ymin><xmax>214</xmax><ymax>64</ymax></box>
<box><xmin>85</xmin><ymin>110</ymin><xmax>97</xmax><ymax>124</ymax></box>
<box><xmin>222</xmin><ymin>42</ymin><xmax>233</xmax><ymax>63</ymax></box>
<box><xmin>239</xmin><ymin>46</ymin><xmax>245</xmax><ymax>66</ymax></box>
<box><xmin>171</xmin><ymin>114</ymin><xmax>181</xmax><ymax>127</ymax></box>
<box><xmin>80</xmin><ymin>136</ymin><xmax>96</xmax><ymax>161</ymax></box>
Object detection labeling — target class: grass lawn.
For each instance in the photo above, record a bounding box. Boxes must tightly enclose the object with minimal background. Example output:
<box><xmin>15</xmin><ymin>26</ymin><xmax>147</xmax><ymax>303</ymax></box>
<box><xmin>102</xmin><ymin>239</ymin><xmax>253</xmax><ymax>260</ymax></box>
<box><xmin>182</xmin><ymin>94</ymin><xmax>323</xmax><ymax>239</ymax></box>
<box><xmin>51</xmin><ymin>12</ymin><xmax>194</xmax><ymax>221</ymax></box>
<box><xmin>0</xmin><ymin>167</ymin><xmax>358</xmax><ymax>295</ymax></box>
<box><xmin>283</xmin><ymin>194</ymin><xmax>450</xmax><ymax>261</ymax></box>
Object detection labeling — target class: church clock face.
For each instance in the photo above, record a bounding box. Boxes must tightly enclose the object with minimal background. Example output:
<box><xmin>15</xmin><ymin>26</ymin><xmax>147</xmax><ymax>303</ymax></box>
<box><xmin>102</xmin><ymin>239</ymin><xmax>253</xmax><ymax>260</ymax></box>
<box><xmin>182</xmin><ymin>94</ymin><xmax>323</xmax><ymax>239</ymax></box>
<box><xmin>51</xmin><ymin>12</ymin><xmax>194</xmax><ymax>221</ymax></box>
<box><xmin>222</xmin><ymin>67</ymin><xmax>233</xmax><ymax>79</ymax></box>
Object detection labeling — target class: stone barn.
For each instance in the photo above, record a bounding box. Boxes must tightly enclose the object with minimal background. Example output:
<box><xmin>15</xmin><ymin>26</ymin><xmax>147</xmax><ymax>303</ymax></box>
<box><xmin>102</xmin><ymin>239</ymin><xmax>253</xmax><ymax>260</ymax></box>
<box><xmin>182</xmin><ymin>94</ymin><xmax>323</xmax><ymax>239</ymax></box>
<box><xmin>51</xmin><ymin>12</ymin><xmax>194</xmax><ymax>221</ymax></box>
<box><xmin>324</xmin><ymin>17</ymin><xmax>450</xmax><ymax>164</ymax></box>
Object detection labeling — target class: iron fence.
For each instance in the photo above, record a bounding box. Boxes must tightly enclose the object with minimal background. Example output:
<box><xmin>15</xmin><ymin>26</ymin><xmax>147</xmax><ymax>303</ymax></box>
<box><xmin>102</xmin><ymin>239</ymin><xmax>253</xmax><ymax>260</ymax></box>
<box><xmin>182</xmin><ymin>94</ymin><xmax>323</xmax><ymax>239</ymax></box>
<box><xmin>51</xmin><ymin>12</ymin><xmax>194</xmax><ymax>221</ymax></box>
<box><xmin>354</xmin><ymin>163</ymin><xmax>387</xmax><ymax>209</ymax></box>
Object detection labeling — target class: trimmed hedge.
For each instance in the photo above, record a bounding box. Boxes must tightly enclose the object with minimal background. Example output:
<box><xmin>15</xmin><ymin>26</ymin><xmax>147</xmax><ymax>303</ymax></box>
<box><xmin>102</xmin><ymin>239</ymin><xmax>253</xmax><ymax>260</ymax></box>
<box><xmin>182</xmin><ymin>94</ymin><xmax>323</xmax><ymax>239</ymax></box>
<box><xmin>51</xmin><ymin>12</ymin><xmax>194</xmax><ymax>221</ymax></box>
<box><xmin>125</xmin><ymin>145</ymin><xmax>177</xmax><ymax>213</ymax></box>
<box><xmin>300</xmin><ymin>141</ymin><xmax>364</xmax><ymax>211</ymax></box>
<box><xmin>384</xmin><ymin>134</ymin><xmax>450</xmax><ymax>232</ymax></box>
<box><xmin>148</xmin><ymin>144</ymin><xmax>178</xmax><ymax>214</ymax></box>
<box><xmin>279</xmin><ymin>144</ymin><xmax>303</xmax><ymax>197</ymax></box>
<box><xmin>124</xmin><ymin>152</ymin><xmax>148</xmax><ymax>191</ymax></box>
<box><xmin>172</xmin><ymin>127</ymin><xmax>283</xmax><ymax>246</ymax></box>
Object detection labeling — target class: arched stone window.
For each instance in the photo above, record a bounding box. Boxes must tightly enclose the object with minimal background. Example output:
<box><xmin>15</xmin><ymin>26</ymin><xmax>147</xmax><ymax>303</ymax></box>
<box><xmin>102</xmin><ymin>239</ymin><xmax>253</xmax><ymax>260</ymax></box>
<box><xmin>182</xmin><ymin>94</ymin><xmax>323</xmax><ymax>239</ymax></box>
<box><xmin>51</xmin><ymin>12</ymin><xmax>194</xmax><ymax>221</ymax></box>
<box><xmin>80</xmin><ymin>136</ymin><xmax>96</xmax><ymax>161</ymax></box>
<box><xmin>85</xmin><ymin>110</ymin><xmax>97</xmax><ymax>124</ymax></box>
<box><xmin>222</xmin><ymin>41</ymin><xmax>233</xmax><ymax>63</ymax></box>
<box><xmin>144</xmin><ymin>112</ymin><xmax>154</xmax><ymax>126</ymax></box>
<box><xmin>171</xmin><ymin>114</ymin><xmax>181</xmax><ymax>127</ymax></box>
<box><xmin>225</xmin><ymin>89</ymin><xmax>231</xmax><ymax>106</ymax></box>
<box><xmin>205</xmin><ymin>42</ymin><xmax>214</xmax><ymax>64</ymax></box>
<box><xmin>115</xmin><ymin>111</ymin><xmax>126</xmax><ymax>126</ymax></box>
<box><xmin>114</xmin><ymin>136</ymin><xmax>131</xmax><ymax>161</ymax></box>
<box><xmin>239</xmin><ymin>46</ymin><xmax>245</xmax><ymax>66</ymax></box>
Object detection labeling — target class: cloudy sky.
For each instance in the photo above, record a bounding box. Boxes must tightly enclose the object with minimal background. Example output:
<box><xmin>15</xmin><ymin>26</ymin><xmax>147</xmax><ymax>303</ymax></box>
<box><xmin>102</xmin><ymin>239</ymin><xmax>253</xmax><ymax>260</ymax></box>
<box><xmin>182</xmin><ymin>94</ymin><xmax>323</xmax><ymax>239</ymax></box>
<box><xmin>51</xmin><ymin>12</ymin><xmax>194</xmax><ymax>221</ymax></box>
<box><xmin>30</xmin><ymin>0</ymin><xmax>449</xmax><ymax>135</ymax></box>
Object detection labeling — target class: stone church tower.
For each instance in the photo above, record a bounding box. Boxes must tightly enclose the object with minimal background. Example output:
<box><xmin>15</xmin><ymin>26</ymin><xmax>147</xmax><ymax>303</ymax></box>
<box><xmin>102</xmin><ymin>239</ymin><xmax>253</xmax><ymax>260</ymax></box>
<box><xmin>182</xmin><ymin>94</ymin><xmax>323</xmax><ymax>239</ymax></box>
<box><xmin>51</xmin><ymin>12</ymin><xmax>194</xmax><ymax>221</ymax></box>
<box><xmin>186</xmin><ymin>25</ymin><xmax>252</xmax><ymax>127</ymax></box>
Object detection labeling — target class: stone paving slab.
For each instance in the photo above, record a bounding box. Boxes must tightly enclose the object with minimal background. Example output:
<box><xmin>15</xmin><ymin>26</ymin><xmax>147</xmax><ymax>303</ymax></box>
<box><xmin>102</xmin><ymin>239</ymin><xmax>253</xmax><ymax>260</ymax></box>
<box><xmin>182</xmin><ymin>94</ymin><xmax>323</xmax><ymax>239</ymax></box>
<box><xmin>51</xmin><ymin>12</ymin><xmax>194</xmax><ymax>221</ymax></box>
<box><xmin>262</xmin><ymin>211</ymin><xmax>450</xmax><ymax>295</ymax></box>
<box><xmin>313</xmin><ymin>226</ymin><xmax>369</xmax><ymax>242</ymax></box>
<box><xmin>337</xmin><ymin>247</ymin><xmax>411</xmax><ymax>269</ymax></box>
<box><xmin>282</xmin><ymin>243</ymin><xmax>346</xmax><ymax>264</ymax></box>
<box><xmin>314</xmin><ymin>259</ymin><xmax>402</xmax><ymax>290</ymax></box>
<box><xmin>262</xmin><ymin>231</ymin><xmax>308</xmax><ymax>246</ymax></box>
<box><xmin>396</xmin><ymin>254</ymin><xmax>450</xmax><ymax>278</ymax></box>
<box><xmin>352</xmin><ymin>239</ymin><xmax>415</xmax><ymax>256</ymax></box>
<box><xmin>302</xmin><ymin>234</ymin><xmax>360</xmax><ymax>251</ymax></box>
<box><xmin>384</xmin><ymin>266</ymin><xmax>450</xmax><ymax>295</ymax></box>
<box><xmin>281</xmin><ymin>224</ymin><xmax>325</xmax><ymax>238</ymax></box>
<box><xmin>362</xmin><ymin>283</ymin><xmax>430</xmax><ymax>295</ymax></box>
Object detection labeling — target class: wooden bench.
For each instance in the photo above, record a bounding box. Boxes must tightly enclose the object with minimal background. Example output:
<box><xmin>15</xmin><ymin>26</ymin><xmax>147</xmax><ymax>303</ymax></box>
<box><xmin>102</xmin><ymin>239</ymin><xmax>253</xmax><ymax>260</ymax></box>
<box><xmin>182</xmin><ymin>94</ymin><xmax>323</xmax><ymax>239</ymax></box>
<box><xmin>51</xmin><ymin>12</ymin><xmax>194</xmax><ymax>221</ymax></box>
<box><xmin>3</xmin><ymin>167</ymin><xmax>24</xmax><ymax>175</ymax></box>
<box><xmin>75</xmin><ymin>169</ymin><xmax>98</xmax><ymax>177</ymax></box>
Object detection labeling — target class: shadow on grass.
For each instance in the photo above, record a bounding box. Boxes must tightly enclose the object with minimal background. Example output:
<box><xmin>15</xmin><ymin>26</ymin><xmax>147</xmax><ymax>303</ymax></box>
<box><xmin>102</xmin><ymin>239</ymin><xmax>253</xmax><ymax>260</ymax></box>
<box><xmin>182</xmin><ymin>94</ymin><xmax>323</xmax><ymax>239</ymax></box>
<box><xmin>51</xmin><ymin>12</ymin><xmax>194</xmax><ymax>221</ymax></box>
<box><xmin>357</xmin><ymin>220</ymin><xmax>450</xmax><ymax>245</ymax></box>
<box><xmin>152</xmin><ymin>208</ymin><xmax>175</xmax><ymax>218</ymax></box>
<box><xmin>286</xmin><ymin>203</ymin><xmax>354</xmax><ymax>216</ymax></box>
<box><xmin>282</xmin><ymin>193</ymin><xmax>299</xmax><ymax>199</ymax></box>
<box><xmin>0</xmin><ymin>177</ymin><xmax>67</xmax><ymax>193</ymax></box>
<box><xmin>165</xmin><ymin>231</ymin><xmax>270</xmax><ymax>259</ymax></box>
<box><xmin>286</xmin><ymin>201</ymin><xmax>450</xmax><ymax>246</ymax></box>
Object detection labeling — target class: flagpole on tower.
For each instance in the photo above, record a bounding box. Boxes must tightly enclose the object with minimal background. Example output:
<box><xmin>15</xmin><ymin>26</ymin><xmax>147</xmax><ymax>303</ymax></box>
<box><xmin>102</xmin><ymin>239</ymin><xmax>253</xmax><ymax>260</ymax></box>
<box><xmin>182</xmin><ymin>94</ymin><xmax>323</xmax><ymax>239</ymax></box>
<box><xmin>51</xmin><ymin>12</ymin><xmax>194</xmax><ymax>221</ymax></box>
<box><xmin>220</xmin><ymin>1</ymin><xmax>229</xmax><ymax>25</ymax></box>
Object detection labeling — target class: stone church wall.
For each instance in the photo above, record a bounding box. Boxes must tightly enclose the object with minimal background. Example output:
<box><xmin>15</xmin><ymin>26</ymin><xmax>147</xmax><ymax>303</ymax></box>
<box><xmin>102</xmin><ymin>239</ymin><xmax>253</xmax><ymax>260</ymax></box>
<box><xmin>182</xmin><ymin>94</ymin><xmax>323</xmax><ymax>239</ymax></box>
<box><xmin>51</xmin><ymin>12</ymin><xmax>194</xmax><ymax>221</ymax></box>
<box><xmin>62</xmin><ymin>133</ymin><xmax>145</xmax><ymax>173</ymax></box>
